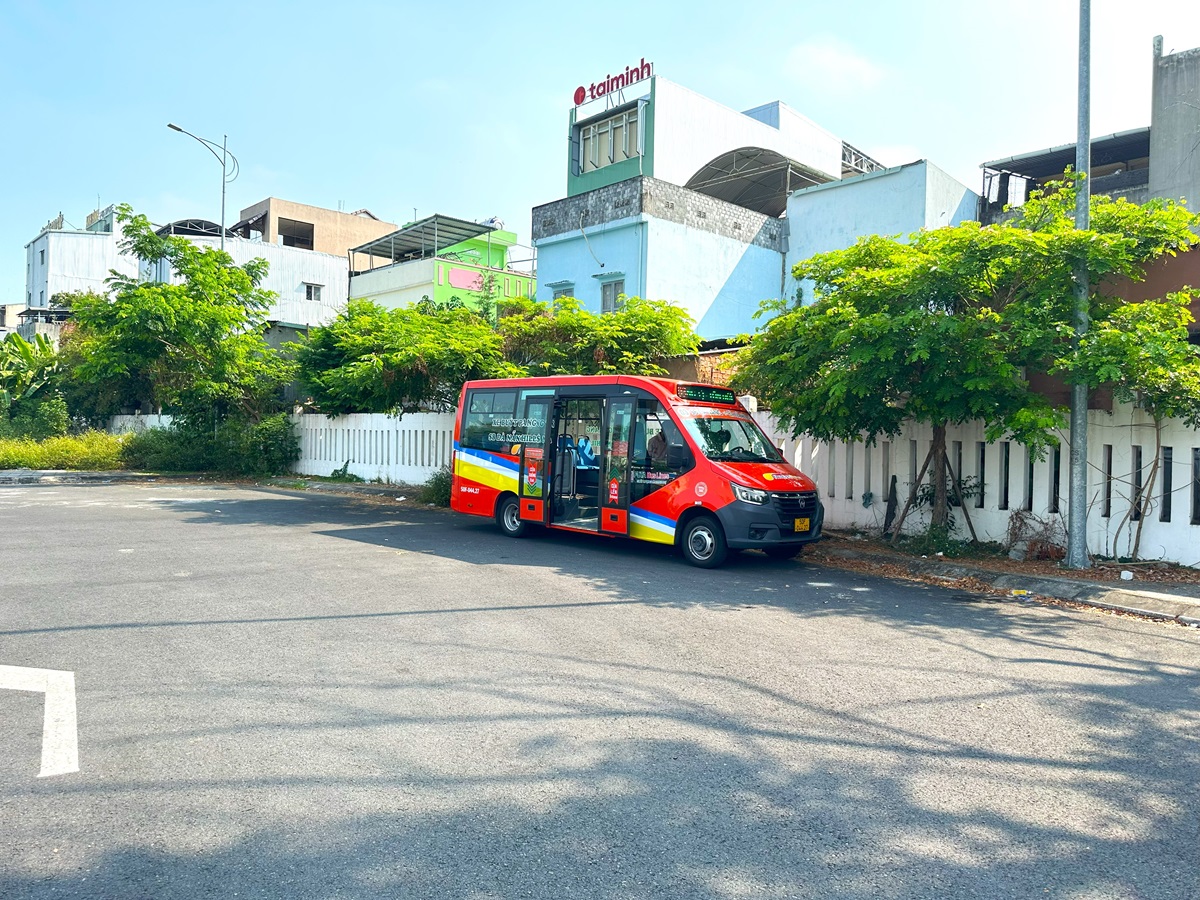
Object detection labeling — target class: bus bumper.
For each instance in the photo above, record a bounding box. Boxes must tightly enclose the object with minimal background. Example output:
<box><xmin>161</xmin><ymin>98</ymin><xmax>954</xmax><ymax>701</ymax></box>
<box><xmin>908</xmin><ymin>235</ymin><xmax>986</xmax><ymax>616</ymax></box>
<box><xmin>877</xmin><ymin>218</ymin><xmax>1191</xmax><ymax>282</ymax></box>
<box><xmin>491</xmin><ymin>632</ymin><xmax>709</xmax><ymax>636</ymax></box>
<box><xmin>716</xmin><ymin>498</ymin><xmax>825</xmax><ymax>551</ymax></box>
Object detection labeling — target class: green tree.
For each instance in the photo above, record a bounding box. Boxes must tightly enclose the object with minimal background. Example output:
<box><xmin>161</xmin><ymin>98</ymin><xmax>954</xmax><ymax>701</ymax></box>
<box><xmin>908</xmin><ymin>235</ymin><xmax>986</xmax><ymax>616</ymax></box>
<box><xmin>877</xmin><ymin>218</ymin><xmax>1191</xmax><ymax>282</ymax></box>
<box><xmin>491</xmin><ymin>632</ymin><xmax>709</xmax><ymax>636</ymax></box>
<box><xmin>1063</xmin><ymin>291</ymin><xmax>1200</xmax><ymax>557</ymax></box>
<box><xmin>294</xmin><ymin>299</ymin><xmax>519</xmax><ymax>415</ymax></box>
<box><xmin>498</xmin><ymin>296</ymin><xmax>699</xmax><ymax>375</ymax></box>
<box><xmin>61</xmin><ymin>206</ymin><xmax>295</xmax><ymax>425</ymax></box>
<box><xmin>734</xmin><ymin>175</ymin><xmax>1199</xmax><ymax>538</ymax></box>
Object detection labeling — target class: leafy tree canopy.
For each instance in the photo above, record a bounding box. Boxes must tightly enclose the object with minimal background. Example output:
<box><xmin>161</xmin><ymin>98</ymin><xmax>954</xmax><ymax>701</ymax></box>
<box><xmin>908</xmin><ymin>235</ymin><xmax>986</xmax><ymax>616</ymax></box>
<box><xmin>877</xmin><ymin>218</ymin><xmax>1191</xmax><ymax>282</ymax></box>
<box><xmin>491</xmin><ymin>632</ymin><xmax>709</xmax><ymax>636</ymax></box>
<box><xmin>734</xmin><ymin>175</ymin><xmax>1199</xmax><ymax>453</ymax></box>
<box><xmin>498</xmin><ymin>296</ymin><xmax>699</xmax><ymax>376</ymax></box>
<box><xmin>61</xmin><ymin>206</ymin><xmax>294</xmax><ymax>424</ymax></box>
<box><xmin>732</xmin><ymin>174</ymin><xmax>1199</xmax><ymax>532</ymax></box>
<box><xmin>294</xmin><ymin>299</ymin><xmax>519</xmax><ymax>415</ymax></box>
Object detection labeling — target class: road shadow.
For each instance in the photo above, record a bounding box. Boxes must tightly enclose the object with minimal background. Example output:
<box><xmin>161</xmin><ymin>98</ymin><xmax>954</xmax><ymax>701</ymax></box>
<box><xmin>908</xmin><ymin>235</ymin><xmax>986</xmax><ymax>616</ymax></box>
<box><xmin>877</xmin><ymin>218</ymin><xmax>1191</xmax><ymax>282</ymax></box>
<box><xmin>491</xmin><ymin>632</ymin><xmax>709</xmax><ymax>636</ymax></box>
<box><xmin>2</xmin><ymin>705</ymin><xmax>1196</xmax><ymax>898</ymax></box>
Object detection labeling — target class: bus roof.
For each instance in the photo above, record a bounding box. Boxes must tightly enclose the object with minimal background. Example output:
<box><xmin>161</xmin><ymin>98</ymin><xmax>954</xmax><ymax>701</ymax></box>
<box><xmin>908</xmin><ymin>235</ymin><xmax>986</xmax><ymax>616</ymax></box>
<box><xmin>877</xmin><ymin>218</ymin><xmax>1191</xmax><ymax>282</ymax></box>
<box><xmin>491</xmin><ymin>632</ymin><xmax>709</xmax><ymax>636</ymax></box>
<box><xmin>460</xmin><ymin>375</ymin><xmax>743</xmax><ymax>408</ymax></box>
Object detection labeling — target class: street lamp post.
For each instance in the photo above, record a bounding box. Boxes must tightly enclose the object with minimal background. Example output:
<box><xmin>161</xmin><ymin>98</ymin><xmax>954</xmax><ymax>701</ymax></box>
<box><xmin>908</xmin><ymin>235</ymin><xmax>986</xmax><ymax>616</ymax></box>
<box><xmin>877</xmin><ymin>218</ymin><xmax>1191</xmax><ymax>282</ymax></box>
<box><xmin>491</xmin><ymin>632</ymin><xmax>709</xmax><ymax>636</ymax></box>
<box><xmin>166</xmin><ymin>123</ymin><xmax>239</xmax><ymax>251</ymax></box>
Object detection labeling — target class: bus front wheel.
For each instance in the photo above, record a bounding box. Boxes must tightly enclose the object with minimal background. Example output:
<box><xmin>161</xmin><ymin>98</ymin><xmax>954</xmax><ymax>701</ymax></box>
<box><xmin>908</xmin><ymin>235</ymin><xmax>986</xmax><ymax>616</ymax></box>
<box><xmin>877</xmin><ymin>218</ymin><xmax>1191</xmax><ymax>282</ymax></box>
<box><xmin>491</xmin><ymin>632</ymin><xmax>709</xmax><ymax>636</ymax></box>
<box><xmin>496</xmin><ymin>495</ymin><xmax>527</xmax><ymax>538</ymax></box>
<box><xmin>680</xmin><ymin>515</ymin><xmax>728</xmax><ymax>568</ymax></box>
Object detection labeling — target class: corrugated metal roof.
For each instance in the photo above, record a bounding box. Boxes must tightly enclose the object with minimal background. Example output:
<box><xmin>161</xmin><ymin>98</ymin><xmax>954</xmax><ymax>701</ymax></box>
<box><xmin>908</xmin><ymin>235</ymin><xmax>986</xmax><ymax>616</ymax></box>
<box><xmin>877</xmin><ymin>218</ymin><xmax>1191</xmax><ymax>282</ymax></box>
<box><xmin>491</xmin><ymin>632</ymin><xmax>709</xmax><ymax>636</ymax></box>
<box><xmin>981</xmin><ymin>128</ymin><xmax>1150</xmax><ymax>179</ymax></box>
<box><xmin>350</xmin><ymin>214</ymin><xmax>495</xmax><ymax>263</ymax></box>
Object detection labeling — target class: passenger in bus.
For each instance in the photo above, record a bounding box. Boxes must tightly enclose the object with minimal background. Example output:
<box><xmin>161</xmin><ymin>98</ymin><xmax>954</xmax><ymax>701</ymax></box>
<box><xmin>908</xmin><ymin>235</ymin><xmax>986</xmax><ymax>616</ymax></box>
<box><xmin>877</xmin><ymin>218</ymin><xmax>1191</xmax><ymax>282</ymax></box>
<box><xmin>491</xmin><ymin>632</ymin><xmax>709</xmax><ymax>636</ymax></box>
<box><xmin>576</xmin><ymin>435</ymin><xmax>597</xmax><ymax>468</ymax></box>
<box><xmin>647</xmin><ymin>429</ymin><xmax>667</xmax><ymax>461</ymax></box>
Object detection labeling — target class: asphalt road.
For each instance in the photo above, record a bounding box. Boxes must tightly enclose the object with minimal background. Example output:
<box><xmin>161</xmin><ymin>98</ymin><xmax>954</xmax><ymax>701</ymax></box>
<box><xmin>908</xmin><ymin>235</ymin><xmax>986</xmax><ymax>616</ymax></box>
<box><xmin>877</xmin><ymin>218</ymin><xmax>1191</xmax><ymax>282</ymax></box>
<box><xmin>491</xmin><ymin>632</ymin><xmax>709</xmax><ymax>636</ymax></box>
<box><xmin>1</xmin><ymin>483</ymin><xmax>1197</xmax><ymax>900</ymax></box>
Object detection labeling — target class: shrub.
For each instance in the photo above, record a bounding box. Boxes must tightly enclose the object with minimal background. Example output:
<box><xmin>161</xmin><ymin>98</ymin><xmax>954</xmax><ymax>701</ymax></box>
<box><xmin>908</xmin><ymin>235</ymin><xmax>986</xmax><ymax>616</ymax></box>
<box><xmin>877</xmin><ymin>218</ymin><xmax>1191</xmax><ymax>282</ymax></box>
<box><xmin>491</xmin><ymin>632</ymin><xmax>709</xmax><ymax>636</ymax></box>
<box><xmin>216</xmin><ymin>413</ymin><xmax>299</xmax><ymax>477</ymax></box>
<box><xmin>120</xmin><ymin>414</ymin><xmax>299</xmax><ymax>477</ymax></box>
<box><xmin>0</xmin><ymin>431</ymin><xmax>125</xmax><ymax>470</ymax></box>
<box><xmin>121</xmin><ymin>427</ymin><xmax>215</xmax><ymax>472</ymax></box>
<box><xmin>419</xmin><ymin>466</ymin><xmax>453</xmax><ymax>506</ymax></box>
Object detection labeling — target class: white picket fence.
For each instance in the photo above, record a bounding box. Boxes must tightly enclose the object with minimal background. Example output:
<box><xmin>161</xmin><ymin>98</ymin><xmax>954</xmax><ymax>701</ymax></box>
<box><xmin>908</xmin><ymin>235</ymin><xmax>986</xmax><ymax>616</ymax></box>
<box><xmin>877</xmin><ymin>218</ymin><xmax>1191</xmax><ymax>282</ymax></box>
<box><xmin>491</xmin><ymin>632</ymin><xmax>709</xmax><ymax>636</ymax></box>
<box><xmin>754</xmin><ymin>402</ymin><xmax>1200</xmax><ymax>568</ymax></box>
<box><xmin>109</xmin><ymin>414</ymin><xmax>174</xmax><ymax>433</ymax></box>
<box><xmin>290</xmin><ymin>412</ymin><xmax>456</xmax><ymax>485</ymax></box>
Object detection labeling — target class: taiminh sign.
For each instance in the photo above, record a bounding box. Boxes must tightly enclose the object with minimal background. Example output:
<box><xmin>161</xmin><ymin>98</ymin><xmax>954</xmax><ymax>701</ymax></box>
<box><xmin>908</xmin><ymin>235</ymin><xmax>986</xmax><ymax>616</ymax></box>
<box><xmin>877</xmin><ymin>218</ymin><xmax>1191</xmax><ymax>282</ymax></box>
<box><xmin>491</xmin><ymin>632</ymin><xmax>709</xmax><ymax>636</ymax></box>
<box><xmin>574</xmin><ymin>58</ymin><xmax>653</xmax><ymax>106</ymax></box>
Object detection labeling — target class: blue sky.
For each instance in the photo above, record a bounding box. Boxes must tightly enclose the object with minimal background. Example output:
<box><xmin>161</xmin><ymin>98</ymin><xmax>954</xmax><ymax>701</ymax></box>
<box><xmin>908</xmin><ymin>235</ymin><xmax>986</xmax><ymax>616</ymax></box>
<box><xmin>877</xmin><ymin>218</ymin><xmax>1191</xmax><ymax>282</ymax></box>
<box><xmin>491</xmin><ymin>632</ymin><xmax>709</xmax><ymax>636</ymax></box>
<box><xmin>2</xmin><ymin>0</ymin><xmax>1198</xmax><ymax>306</ymax></box>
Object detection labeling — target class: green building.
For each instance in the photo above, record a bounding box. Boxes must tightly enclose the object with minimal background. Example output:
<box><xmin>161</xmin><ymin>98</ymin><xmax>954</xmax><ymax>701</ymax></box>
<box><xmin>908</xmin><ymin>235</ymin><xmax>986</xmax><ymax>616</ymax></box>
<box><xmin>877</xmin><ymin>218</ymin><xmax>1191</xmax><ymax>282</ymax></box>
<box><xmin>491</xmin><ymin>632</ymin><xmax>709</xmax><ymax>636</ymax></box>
<box><xmin>347</xmin><ymin>214</ymin><xmax>534</xmax><ymax>312</ymax></box>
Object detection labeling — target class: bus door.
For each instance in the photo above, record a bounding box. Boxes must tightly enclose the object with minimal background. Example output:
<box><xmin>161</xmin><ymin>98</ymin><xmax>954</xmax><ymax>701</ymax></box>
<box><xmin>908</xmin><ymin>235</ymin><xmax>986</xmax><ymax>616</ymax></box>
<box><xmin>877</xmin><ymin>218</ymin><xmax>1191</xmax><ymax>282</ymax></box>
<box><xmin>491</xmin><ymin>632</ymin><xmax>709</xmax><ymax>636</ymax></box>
<box><xmin>517</xmin><ymin>393</ymin><xmax>553</xmax><ymax>524</ymax></box>
<box><xmin>549</xmin><ymin>397</ymin><xmax>604</xmax><ymax>531</ymax></box>
<box><xmin>599</xmin><ymin>398</ymin><xmax>633</xmax><ymax>535</ymax></box>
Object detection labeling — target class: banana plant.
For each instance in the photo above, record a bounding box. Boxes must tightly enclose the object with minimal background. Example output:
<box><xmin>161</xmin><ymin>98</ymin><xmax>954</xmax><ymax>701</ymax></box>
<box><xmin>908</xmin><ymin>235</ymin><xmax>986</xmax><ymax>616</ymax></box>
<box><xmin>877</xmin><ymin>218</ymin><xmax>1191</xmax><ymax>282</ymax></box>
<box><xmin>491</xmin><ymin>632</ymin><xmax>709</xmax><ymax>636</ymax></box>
<box><xmin>0</xmin><ymin>332</ymin><xmax>59</xmax><ymax>414</ymax></box>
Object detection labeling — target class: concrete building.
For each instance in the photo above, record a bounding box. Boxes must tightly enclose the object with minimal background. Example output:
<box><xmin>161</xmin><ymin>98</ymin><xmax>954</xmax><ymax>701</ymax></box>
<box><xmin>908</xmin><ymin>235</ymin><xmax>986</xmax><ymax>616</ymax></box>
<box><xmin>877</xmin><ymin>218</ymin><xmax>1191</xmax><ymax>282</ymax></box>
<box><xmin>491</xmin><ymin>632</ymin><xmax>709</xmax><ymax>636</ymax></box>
<box><xmin>21</xmin><ymin>200</ymin><xmax>399</xmax><ymax>340</ymax></box>
<box><xmin>980</xmin><ymin>38</ymin><xmax>1200</xmax><ymax>219</ymax></box>
<box><xmin>23</xmin><ymin>206</ymin><xmax>139</xmax><ymax>313</ymax></box>
<box><xmin>533</xmin><ymin>68</ymin><xmax>976</xmax><ymax>339</ymax></box>
<box><xmin>229</xmin><ymin>198</ymin><xmax>396</xmax><ymax>256</ymax></box>
<box><xmin>348</xmin><ymin>215</ymin><xmax>535</xmax><ymax>311</ymax></box>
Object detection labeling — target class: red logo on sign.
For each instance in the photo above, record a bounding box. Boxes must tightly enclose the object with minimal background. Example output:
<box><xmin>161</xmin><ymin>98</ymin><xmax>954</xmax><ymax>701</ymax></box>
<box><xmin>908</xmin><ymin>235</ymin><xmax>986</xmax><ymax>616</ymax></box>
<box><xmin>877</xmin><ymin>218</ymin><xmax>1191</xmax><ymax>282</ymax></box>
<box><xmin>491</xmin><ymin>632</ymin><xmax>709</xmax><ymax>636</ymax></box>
<box><xmin>574</xmin><ymin>58</ymin><xmax>653</xmax><ymax>105</ymax></box>
<box><xmin>527</xmin><ymin>464</ymin><xmax>537</xmax><ymax>486</ymax></box>
<box><xmin>609</xmin><ymin>478</ymin><xmax>620</xmax><ymax>502</ymax></box>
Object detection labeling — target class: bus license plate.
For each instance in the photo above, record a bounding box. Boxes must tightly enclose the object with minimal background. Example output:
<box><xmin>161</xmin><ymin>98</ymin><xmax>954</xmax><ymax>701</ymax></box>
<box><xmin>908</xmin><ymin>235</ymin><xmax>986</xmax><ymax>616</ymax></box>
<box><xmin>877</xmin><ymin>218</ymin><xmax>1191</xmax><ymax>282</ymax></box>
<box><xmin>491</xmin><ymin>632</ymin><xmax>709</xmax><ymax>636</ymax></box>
<box><xmin>793</xmin><ymin>517</ymin><xmax>810</xmax><ymax>532</ymax></box>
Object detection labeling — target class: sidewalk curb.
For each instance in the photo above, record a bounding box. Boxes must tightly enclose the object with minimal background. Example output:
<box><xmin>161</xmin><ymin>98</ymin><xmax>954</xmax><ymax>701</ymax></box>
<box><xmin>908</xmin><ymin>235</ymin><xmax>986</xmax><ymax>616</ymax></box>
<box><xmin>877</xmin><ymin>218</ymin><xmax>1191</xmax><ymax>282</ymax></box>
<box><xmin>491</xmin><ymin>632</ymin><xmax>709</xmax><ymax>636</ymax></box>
<box><xmin>0</xmin><ymin>470</ymin><xmax>164</xmax><ymax>485</ymax></box>
<box><xmin>817</xmin><ymin>546</ymin><xmax>1200</xmax><ymax>626</ymax></box>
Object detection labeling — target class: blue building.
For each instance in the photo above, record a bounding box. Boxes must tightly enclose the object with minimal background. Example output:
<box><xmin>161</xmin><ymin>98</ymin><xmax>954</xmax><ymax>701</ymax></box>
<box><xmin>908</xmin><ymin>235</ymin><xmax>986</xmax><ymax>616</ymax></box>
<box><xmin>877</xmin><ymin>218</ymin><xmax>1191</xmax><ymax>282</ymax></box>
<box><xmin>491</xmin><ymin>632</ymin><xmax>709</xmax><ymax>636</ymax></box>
<box><xmin>533</xmin><ymin>71</ymin><xmax>979</xmax><ymax>340</ymax></box>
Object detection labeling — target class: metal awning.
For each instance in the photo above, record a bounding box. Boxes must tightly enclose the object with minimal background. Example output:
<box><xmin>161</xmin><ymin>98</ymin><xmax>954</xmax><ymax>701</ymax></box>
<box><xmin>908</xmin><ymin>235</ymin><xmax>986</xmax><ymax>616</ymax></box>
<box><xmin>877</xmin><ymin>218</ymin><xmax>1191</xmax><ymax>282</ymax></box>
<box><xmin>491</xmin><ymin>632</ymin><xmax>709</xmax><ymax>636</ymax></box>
<box><xmin>981</xmin><ymin>127</ymin><xmax>1151</xmax><ymax>179</ymax></box>
<box><xmin>228</xmin><ymin>209</ymin><xmax>267</xmax><ymax>237</ymax></box>
<box><xmin>685</xmin><ymin>147</ymin><xmax>835</xmax><ymax>217</ymax></box>
<box><xmin>350</xmin><ymin>214</ymin><xmax>495</xmax><ymax>264</ymax></box>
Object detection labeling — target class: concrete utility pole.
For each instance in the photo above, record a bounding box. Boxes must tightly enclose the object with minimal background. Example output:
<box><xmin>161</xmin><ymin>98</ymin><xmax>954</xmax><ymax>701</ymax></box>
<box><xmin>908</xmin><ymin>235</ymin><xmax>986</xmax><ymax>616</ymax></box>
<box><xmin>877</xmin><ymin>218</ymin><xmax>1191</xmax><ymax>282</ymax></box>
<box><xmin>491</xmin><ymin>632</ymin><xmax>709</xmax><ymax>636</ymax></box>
<box><xmin>1066</xmin><ymin>0</ymin><xmax>1092</xmax><ymax>569</ymax></box>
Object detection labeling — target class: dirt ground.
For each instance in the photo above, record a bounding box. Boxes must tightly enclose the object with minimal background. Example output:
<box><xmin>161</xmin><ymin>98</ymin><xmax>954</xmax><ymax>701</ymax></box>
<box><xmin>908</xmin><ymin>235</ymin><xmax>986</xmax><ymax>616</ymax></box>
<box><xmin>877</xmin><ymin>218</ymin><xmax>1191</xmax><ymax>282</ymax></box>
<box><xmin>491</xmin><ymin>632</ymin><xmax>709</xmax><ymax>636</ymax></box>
<box><xmin>808</xmin><ymin>531</ymin><xmax>1200</xmax><ymax>588</ymax></box>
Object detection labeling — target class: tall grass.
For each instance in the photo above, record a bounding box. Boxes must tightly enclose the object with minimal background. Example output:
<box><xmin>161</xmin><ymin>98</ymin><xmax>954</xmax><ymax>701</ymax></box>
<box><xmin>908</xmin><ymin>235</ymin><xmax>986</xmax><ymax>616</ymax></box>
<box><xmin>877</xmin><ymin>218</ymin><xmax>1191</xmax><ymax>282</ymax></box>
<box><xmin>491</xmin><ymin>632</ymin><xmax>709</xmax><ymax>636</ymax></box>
<box><xmin>0</xmin><ymin>431</ymin><xmax>126</xmax><ymax>470</ymax></box>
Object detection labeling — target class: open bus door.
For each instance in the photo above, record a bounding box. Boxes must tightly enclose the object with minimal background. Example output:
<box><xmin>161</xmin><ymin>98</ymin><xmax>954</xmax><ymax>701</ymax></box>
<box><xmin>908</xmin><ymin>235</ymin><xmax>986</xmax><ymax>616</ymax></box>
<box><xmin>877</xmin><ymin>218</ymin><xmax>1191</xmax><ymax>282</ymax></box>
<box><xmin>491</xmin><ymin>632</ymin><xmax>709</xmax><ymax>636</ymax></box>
<box><xmin>599</xmin><ymin>397</ymin><xmax>633</xmax><ymax>535</ymax></box>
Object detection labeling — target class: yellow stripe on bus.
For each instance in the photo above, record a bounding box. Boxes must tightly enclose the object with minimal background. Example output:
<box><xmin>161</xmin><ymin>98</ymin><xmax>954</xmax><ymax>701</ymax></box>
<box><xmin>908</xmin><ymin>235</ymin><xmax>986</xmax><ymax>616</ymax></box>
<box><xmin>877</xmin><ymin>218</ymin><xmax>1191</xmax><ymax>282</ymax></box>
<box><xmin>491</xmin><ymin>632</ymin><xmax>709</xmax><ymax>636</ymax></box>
<box><xmin>629</xmin><ymin>519</ymin><xmax>675</xmax><ymax>545</ymax></box>
<box><xmin>456</xmin><ymin>457</ymin><xmax>520</xmax><ymax>494</ymax></box>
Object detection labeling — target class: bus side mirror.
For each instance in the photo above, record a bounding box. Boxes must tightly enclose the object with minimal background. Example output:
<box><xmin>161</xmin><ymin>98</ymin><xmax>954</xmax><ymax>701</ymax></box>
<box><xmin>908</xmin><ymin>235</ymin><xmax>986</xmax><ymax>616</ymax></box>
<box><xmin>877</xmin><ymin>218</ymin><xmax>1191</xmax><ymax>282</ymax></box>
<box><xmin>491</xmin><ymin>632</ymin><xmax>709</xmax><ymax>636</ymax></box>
<box><xmin>667</xmin><ymin>444</ymin><xmax>688</xmax><ymax>469</ymax></box>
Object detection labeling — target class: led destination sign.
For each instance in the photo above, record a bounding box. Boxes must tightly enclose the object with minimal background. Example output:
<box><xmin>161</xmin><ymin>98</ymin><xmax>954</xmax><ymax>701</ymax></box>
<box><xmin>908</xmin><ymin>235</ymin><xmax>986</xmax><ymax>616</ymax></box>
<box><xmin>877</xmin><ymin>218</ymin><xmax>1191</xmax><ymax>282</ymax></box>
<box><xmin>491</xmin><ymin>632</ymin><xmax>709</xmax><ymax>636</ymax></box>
<box><xmin>676</xmin><ymin>384</ymin><xmax>738</xmax><ymax>406</ymax></box>
<box><xmin>574</xmin><ymin>58</ymin><xmax>653</xmax><ymax>106</ymax></box>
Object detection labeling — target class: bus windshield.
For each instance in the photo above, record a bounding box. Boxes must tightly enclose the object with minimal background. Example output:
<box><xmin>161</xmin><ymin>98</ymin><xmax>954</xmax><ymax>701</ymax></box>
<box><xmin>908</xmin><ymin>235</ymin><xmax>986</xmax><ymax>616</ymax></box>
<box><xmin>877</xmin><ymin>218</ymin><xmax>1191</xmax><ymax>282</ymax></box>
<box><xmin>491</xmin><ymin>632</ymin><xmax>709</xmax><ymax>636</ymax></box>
<box><xmin>678</xmin><ymin>415</ymin><xmax>784</xmax><ymax>463</ymax></box>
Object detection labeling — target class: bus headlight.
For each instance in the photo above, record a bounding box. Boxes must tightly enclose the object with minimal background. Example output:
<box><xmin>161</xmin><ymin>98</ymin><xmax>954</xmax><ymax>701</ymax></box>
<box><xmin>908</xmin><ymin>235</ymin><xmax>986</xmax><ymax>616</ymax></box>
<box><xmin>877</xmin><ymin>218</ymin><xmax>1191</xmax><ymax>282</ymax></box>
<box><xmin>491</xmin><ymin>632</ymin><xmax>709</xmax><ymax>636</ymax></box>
<box><xmin>732</xmin><ymin>483</ymin><xmax>768</xmax><ymax>505</ymax></box>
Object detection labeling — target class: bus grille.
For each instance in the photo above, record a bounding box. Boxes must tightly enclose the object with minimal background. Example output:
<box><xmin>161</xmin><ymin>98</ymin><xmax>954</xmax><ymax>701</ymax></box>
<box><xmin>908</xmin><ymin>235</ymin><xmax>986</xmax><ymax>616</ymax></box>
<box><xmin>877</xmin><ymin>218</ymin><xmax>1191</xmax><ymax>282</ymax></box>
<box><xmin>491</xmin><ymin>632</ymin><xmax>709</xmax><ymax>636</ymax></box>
<box><xmin>771</xmin><ymin>491</ymin><xmax>819</xmax><ymax>518</ymax></box>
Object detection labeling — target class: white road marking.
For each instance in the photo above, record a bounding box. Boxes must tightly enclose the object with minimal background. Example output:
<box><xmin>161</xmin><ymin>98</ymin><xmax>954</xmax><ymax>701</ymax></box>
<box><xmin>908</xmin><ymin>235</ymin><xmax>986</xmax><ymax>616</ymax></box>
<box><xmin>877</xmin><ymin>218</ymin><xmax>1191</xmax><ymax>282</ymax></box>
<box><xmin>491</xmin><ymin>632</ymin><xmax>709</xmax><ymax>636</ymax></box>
<box><xmin>0</xmin><ymin>665</ymin><xmax>80</xmax><ymax>777</ymax></box>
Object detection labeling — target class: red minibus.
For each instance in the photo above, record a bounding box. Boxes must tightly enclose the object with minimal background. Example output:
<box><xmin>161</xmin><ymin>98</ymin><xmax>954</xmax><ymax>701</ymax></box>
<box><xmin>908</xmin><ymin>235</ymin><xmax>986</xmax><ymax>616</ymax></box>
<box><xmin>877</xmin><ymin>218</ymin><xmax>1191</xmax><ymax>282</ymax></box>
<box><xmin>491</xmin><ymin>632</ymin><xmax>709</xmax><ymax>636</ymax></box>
<box><xmin>450</xmin><ymin>375</ymin><xmax>824</xmax><ymax>567</ymax></box>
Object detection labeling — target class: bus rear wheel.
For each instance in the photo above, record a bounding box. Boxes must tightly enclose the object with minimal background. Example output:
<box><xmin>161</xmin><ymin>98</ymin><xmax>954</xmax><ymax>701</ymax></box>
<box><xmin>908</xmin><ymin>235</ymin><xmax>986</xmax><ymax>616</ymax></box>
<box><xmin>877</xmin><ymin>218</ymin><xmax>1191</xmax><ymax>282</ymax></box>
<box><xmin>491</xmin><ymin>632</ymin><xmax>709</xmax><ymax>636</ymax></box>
<box><xmin>680</xmin><ymin>515</ymin><xmax>728</xmax><ymax>568</ymax></box>
<box><xmin>496</xmin><ymin>495</ymin><xmax>527</xmax><ymax>538</ymax></box>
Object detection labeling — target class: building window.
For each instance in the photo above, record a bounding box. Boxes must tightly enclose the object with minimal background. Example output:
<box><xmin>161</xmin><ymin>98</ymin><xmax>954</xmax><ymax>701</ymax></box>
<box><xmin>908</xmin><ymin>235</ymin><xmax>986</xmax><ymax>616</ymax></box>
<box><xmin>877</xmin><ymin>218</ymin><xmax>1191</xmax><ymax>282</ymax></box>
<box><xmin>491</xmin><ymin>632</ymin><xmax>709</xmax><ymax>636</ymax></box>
<box><xmin>601</xmin><ymin>280</ymin><xmax>625</xmax><ymax>314</ymax></box>
<box><xmin>580</xmin><ymin>107</ymin><xmax>641</xmax><ymax>174</ymax></box>
<box><xmin>40</xmin><ymin>248</ymin><xmax>45</xmax><ymax>265</ymax></box>
<box><xmin>1160</xmin><ymin>446</ymin><xmax>1173</xmax><ymax>522</ymax></box>
<box><xmin>278</xmin><ymin>217</ymin><xmax>314</xmax><ymax>250</ymax></box>
<box><xmin>552</xmin><ymin>285</ymin><xmax>574</xmax><ymax>300</ymax></box>
<box><xmin>39</xmin><ymin>290</ymin><xmax>45</xmax><ymax>306</ymax></box>
<box><xmin>304</xmin><ymin>283</ymin><xmax>323</xmax><ymax>303</ymax></box>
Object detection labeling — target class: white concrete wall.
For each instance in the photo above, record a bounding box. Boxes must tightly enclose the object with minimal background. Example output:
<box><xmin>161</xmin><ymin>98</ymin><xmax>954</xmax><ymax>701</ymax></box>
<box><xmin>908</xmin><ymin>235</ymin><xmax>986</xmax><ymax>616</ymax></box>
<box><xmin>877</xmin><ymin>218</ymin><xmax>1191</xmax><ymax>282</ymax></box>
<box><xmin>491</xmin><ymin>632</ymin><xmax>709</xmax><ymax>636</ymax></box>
<box><xmin>652</xmin><ymin>79</ymin><xmax>843</xmax><ymax>188</ymax></box>
<box><xmin>291</xmin><ymin>412</ymin><xmax>455</xmax><ymax>485</ymax></box>
<box><xmin>754</xmin><ymin>403</ymin><xmax>1200</xmax><ymax>568</ymax></box>
<box><xmin>642</xmin><ymin>217</ymin><xmax>783</xmax><ymax>338</ymax></box>
<box><xmin>109</xmin><ymin>414</ymin><xmax>174</xmax><ymax>433</ymax></box>
<box><xmin>784</xmin><ymin>161</ymin><xmax>979</xmax><ymax>303</ymax></box>
<box><xmin>348</xmin><ymin>259</ymin><xmax>436</xmax><ymax>309</ymax></box>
